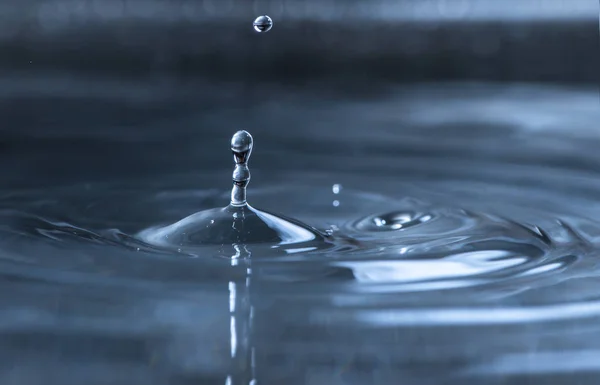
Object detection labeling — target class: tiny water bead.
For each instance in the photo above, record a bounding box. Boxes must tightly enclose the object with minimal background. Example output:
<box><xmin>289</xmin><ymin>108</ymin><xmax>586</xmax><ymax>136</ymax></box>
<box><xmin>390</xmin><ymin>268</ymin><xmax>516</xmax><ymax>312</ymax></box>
<box><xmin>253</xmin><ymin>15</ymin><xmax>273</xmax><ymax>33</ymax></box>
<box><xmin>332</xmin><ymin>184</ymin><xmax>342</xmax><ymax>207</ymax></box>
<box><xmin>138</xmin><ymin>131</ymin><xmax>332</xmax><ymax>257</ymax></box>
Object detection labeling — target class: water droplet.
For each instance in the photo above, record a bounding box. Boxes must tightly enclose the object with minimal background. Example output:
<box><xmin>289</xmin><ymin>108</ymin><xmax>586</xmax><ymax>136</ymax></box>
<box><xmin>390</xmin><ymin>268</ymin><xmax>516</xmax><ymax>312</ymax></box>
<box><xmin>332</xmin><ymin>184</ymin><xmax>342</xmax><ymax>194</ymax></box>
<box><xmin>333</xmin><ymin>200</ymin><xmax>340</xmax><ymax>207</ymax></box>
<box><xmin>253</xmin><ymin>15</ymin><xmax>273</xmax><ymax>33</ymax></box>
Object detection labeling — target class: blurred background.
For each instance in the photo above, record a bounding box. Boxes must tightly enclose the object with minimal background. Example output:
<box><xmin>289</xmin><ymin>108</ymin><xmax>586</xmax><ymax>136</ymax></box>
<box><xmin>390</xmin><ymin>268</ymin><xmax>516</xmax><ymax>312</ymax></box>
<box><xmin>0</xmin><ymin>0</ymin><xmax>597</xmax><ymax>84</ymax></box>
<box><xmin>0</xmin><ymin>0</ymin><xmax>597</xmax><ymax>187</ymax></box>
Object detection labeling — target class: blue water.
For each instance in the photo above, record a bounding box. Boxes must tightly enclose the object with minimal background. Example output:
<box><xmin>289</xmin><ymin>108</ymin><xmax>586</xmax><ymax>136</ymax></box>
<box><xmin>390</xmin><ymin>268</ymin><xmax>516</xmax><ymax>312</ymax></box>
<box><xmin>1</xmin><ymin>74</ymin><xmax>599</xmax><ymax>384</ymax></box>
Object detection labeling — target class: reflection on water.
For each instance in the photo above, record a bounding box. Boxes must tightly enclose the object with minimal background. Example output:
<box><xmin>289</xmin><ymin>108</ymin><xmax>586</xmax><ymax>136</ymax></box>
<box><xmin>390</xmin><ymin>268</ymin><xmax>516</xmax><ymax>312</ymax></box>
<box><xmin>1</xmin><ymin>77</ymin><xmax>600</xmax><ymax>384</ymax></box>
<box><xmin>227</xmin><ymin>258</ymin><xmax>256</xmax><ymax>385</ymax></box>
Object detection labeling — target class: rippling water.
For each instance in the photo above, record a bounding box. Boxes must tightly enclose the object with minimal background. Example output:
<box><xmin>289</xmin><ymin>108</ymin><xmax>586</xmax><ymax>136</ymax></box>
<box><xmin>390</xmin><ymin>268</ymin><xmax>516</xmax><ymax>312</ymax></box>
<box><xmin>1</xmin><ymin>76</ymin><xmax>600</xmax><ymax>384</ymax></box>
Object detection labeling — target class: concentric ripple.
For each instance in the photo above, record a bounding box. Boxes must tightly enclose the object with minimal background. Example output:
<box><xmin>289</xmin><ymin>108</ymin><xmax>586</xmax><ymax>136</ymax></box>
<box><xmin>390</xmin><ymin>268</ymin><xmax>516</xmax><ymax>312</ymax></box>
<box><xmin>0</xmin><ymin>181</ymin><xmax>585</xmax><ymax>294</ymax></box>
<box><xmin>354</xmin><ymin>210</ymin><xmax>434</xmax><ymax>231</ymax></box>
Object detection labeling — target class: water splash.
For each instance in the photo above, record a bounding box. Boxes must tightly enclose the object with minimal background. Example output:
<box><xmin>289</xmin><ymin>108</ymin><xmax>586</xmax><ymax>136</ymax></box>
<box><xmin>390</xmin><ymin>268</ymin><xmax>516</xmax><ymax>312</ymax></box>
<box><xmin>138</xmin><ymin>131</ymin><xmax>334</xmax><ymax>258</ymax></box>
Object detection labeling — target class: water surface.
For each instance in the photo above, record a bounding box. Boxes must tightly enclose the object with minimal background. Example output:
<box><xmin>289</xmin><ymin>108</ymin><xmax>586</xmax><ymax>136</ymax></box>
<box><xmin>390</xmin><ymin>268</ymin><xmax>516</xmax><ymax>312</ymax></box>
<box><xmin>1</xmin><ymin>76</ymin><xmax>600</xmax><ymax>384</ymax></box>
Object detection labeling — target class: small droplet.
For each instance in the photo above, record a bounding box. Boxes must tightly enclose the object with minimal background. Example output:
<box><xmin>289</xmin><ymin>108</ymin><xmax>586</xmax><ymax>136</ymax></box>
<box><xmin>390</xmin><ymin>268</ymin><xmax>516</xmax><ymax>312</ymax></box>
<box><xmin>332</xmin><ymin>184</ymin><xmax>342</xmax><ymax>194</ymax></box>
<box><xmin>333</xmin><ymin>200</ymin><xmax>340</xmax><ymax>207</ymax></box>
<box><xmin>253</xmin><ymin>15</ymin><xmax>273</xmax><ymax>33</ymax></box>
<box><xmin>210</xmin><ymin>220</ymin><xmax>215</xmax><ymax>224</ymax></box>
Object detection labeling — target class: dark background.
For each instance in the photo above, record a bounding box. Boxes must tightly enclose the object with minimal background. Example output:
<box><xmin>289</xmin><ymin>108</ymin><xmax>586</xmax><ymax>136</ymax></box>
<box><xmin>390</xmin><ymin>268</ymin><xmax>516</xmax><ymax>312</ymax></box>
<box><xmin>1</xmin><ymin>0</ymin><xmax>598</xmax><ymax>85</ymax></box>
<box><xmin>0</xmin><ymin>0</ymin><xmax>598</xmax><ymax>187</ymax></box>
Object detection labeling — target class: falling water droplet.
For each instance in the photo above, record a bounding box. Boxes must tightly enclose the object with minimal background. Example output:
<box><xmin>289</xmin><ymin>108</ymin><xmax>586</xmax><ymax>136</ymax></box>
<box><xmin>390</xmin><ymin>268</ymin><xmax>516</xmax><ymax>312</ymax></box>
<box><xmin>253</xmin><ymin>15</ymin><xmax>273</xmax><ymax>33</ymax></box>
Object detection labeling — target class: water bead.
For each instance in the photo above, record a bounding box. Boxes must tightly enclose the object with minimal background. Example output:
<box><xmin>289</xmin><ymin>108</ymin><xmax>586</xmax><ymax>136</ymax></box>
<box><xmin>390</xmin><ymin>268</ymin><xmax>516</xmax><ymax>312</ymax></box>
<box><xmin>253</xmin><ymin>15</ymin><xmax>273</xmax><ymax>33</ymax></box>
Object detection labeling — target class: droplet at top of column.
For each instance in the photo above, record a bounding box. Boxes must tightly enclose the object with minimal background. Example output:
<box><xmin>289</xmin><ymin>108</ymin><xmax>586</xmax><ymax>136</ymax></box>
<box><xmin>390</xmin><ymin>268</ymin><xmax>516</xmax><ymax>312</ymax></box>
<box><xmin>231</xmin><ymin>130</ymin><xmax>253</xmax><ymax>207</ymax></box>
<box><xmin>231</xmin><ymin>130</ymin><xmax>253</xmax><ymax>164</ymax></box>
